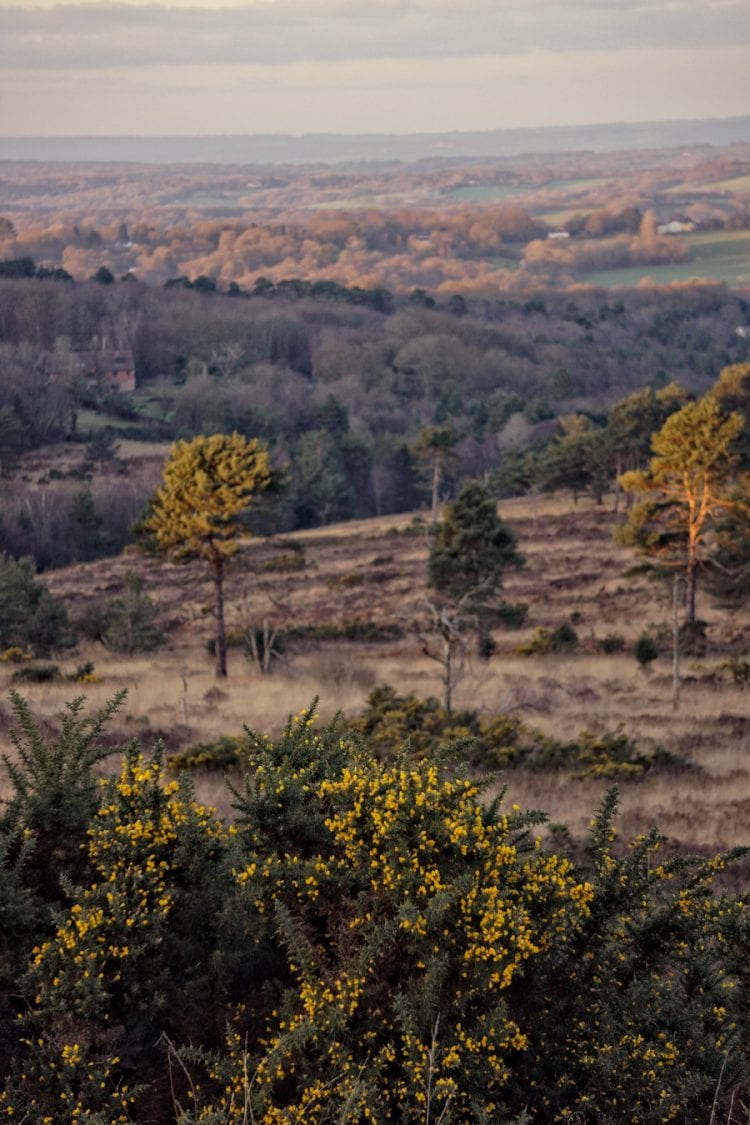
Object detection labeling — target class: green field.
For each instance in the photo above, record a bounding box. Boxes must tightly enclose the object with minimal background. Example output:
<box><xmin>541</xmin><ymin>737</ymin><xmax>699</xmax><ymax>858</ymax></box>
<box><xmin>312</xmin><ymin>191</ymin><xmax>415</xmax><ymax>210</ymax></box>
<box><xmin>446</xmin><ymin>183</ymin><xmax>527</xmax><ymax>202</ymax></box>
<box><xmin>665</xmin><ymin>170</ymin><xmax>750</xmax><ymax>196</ymax></box>
<box><xmin>77</xmin><ymin>410</ymin><xmax>135</xmax><ymax>433</ymax></box>
<box><xmin>447</xmin><ymin>176</ymin><xmax>609</xmax><ymax>204</ymax></box>
<box><xmin>580</xmin><ymin>230</ymin><xmax>750</xmax><ymax>289</ymax></box>
<box><xmin>171</xmin><ymin>191</ymin><xmax>246</xmax><ymax>209</ymax></box>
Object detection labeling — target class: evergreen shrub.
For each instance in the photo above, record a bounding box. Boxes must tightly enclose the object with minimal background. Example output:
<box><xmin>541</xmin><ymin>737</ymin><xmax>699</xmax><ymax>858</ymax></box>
<box><xmin>352</xmin><ymin>686</ymin><xmax>680</xmax><ymax>777</ymax></box>
<box><xmin>10</xmin><ymin>664</ymin><xmax>61</xmax><ymax>684</ymax></box>
<box><xmin>598</xmin><ymin>632</ymin><xmax>626</xmax><ymax>653</ymax></box>
<box><xmin>0</xmin><ymin>695</ymin><xmax>746</xmax><ymax>1123</ymax></box>
<box><xmin>0</xmin><ymin>555</ymin><xmax>76</xmax><ymax>655</ymax></box>
<box><xmin>518</xmin><ymin>622</ymin><xmax>579</xmax><ymax>655</ymax></box>
<box><xmin>634</xmin><ymin>633</ymin><xmax>659</xmax><ymax>667</ymax></box>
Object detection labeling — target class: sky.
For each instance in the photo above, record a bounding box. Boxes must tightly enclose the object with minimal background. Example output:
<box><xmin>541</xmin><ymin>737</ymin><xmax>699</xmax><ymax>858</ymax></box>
<box><xmin>0</xmin><ymin>0</ymin><xmax>749</xmax><ymax>137</ymax></box>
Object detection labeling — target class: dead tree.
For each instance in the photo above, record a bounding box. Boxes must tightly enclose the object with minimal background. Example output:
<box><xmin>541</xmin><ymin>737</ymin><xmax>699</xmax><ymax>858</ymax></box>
<box><xmin>244</xmin><ymin>616</ymin><xmax>280</xmax><ymax>675</ymax></box>
<box><xmin>419</xmin><ymin>598</ymin><xmax>470</xmax><ymax>714</ymax></box>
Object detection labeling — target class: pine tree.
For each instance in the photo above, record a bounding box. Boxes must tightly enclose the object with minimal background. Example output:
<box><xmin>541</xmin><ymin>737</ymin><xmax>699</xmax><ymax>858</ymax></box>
<box><xmin>141</xmin><ymin>433</ymin><xmax>272</xmax><ymax>676</ymax></box>
<box><xmin>617</xmin><ymin>395</ymin><xmax>744</xmax><ymax>622</ymax></box>
<box><xmin>428</xmin><ymin>479</ymin><xmax>523</xmax><ymax>658</ymax></box>
<box><xmin>414</xmin><ymin>426</ymin><xmax>459</xmax><ymax>521</ymax></box>
<box><xmin>0</xmin><ymin>554</ymin><xmax>75</xmax><ymax>655</ymax></box>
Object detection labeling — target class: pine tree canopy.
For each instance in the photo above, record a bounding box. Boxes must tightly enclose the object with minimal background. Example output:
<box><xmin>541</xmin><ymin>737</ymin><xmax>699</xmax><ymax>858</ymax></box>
<box><xmin>428</xmin><ymin>479</ymin><xmax>523</xmax><ymax>604</ymax></box>
<box><xmin>143</xmin><ymin>432</ymin><xmax>272</xmax><ymax>566</ymax></box>
<box><xmin>617</xmin><ymin>394</ymin><xmax>745</xmax><ymax>621</ymax></box>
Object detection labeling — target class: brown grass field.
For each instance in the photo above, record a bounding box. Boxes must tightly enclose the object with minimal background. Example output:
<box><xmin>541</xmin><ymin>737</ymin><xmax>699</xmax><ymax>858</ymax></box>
<box><xmin>4</xmin><ymin>493</ymin><xmax>750</xmax><ymax>860</ymax></box>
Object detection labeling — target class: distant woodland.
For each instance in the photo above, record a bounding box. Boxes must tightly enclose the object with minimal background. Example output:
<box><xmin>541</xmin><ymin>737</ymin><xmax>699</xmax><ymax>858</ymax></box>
<box><xmin>1</xmin><ymin>141</ymin><xmax>750</xmax><ymax>294</ymax></box>
<box><xmin>0</xmin><ymin>137</ymin><xmax>749</xmax><ymax>568</ymax></box>
<box><xmin>0</xmin><ymin>264</ymin><xmax>748</xmax><ymax>567</ymax></box>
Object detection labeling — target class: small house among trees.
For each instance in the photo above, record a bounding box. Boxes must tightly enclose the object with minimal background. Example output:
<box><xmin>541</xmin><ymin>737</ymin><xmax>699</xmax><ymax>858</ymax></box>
<box><xmin>46</xmin><ymin>348</ymin><xmax>137</xmax><ymax>393</ymax></box>
<box><xmin>73</xmin><ymin>349</ymin><xmax>136</xmax><ymax>393</ymax></box>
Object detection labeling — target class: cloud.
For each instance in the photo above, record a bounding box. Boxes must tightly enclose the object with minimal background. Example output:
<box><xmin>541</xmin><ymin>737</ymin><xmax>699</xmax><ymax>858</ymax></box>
<box><xmin>2</xmin><ymin>0</ymin><xmax>749</xmax><ymax>70</ymax></box>
<box><xmin>1</xmin><ymin>45</ymin><xmax>749</xmax><ymax>137</ymax></box>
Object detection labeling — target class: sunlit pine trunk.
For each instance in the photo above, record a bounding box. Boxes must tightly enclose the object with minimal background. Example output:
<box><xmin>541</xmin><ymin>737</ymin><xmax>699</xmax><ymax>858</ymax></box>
<box><xmin>685</xmin><ymin>552</ymin><xmax>698</xmax><ymax>624</ymax></box>
<box><xmin>685</xmin><ymin>483</ymin><xmax>707</xmax><ymax>625</ymax></box>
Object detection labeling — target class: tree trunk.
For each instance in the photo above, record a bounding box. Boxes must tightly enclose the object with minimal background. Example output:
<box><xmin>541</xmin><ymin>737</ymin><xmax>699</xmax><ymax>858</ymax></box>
<box><xmin>685</xmin><ymin>553</ymin><xmax>698</xmax><ymax>624</ymax></box>
<box><xmin>477</xmin><ymin>612</ymin><xmax>492</xmax><ymax>661</ymax></box>
<box><xmin>672</xmin><ymin>574</ymin><xmax>681</xmax><ymax>711</ymax></box>
<box><xmin>431</xmin><ymin>457</ymin><xmax>441</xmax><ymax>522</ymax></box>
<box><xmin>443</xmin><ymin>634</ymin><xmax>453</xmax><ymax>715</ymax></box>
<box><xmin>213</xmin><ymin>556</ymin><xmax>227</xmax><ymax>677</ymax></box>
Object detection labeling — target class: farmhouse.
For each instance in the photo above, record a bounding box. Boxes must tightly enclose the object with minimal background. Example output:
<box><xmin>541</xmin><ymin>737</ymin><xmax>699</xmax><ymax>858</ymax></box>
<box><xmin>656</xmin><ymin>219</ymin><xmax>695</xmax><ymax>235</ymax></box>
<box><xmin>73</xmin><ymin>349</ymin><xmax>136</xmax><ymax>393</ymax></box>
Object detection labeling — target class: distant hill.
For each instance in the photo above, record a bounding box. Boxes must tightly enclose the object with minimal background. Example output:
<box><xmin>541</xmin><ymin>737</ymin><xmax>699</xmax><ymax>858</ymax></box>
<box><xmin>2</xmin><ymin>116</ymin><xmax>750</xmax><ymax>165</ymax></box>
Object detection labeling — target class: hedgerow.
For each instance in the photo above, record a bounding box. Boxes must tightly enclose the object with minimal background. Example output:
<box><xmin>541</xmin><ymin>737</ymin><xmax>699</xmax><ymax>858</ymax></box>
<box><xmin>0</xmin><ymin>695</ymin><xmax>747</xmax><ymax>1123</ymax></box>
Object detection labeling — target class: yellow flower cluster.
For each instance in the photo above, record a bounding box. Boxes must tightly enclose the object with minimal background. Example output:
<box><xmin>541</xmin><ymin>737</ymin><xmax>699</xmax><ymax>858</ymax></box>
<box><xmin>2</xmin><ymin>752</ymin><xmax>230</xmax><ymax>1124</ymax></box>
<box><xmin>223</xmin><ymin>750</ymin><xmax>593</xmax><ymax>1122</ymax></box>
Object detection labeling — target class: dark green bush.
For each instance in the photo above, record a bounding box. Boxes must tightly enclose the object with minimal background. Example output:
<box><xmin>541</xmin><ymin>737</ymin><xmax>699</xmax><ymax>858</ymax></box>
<box><xmin>10</xmin><ymin>664</ymin><xmax>60</xmax><ymax>684</ymax></box>
<box><xmin>0</xmin><ymin>555</ymin><xmax>76</xmax><ymax>655</ymax></box>
<box><xmin>251</xmin><ymin>552</ymin><xmax>305</xmax><ymax>574</ymax></box>
<box><xmin>493</xmin><ymin>600</ymin><xmax>529</xmax><ymax>630</ymax></box>
<box><xmin>721</xmin><ymin>656</ymin><xmax>750</xmax><ymax>687</ymax></box>
<box><xmin>634</xmin><ymin>632</ymin><xmax>659</xmax><ymax>666</ymax></box>
<box><xmin>75</xmin><ymin>572</ymin><xmax>164</xmax><ymax>655</ymax></box>
<box><xmin>598</xmin><ymin>632</ymin><xmax>626</xmax><ymax>653</ymax></box>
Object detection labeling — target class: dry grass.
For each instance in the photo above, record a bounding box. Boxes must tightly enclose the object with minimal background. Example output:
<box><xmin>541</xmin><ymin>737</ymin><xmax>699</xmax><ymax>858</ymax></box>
<box><xmin>1</xmin><ymin>493</ymin><xmax>744</xmax><ymax>853</ymax></box>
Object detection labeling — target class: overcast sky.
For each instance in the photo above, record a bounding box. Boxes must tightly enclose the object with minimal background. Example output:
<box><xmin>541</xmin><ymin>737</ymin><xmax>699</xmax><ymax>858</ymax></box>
<box><xmin>1</xmin><ymin>0</ymin><xmax>749</xmax><ymax>136</ymax></box>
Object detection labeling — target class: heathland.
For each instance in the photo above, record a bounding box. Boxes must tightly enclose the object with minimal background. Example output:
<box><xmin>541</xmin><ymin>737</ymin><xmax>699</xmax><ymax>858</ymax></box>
<box><xmin>1</xmin><ymin>129</ymin><xmax>750</xmax><ymax>1121</ymax></box>
<box><xmin>0</xmin><ymin>490</ymin><xmax>745</xmax><ymax>863</ymax></box>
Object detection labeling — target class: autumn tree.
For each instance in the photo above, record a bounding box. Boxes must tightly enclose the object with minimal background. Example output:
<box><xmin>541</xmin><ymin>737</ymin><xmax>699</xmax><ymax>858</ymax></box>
<box><xmin>141</xmin><ymin>433</ymin><xmax>272</xmax><ymax>676</ymax></box>
<box><xmin>616</xmin><ymin>395</ymin><xmax>744</xmax><ymax>622</ymax></box>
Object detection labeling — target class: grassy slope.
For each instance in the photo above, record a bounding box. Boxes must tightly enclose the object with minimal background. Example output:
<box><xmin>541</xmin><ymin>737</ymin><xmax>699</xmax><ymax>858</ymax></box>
<box><xmin>3</xmin><ymin>493</ymin><xmax>749</xmax><ymax>855</ymax></box>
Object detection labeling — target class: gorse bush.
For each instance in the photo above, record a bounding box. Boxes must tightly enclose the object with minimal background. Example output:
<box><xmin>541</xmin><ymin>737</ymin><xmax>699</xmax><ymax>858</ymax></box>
<box><xmin>0</xmin><ymin>694</ymin><xmax>747</xmax><ymax>1122</ymax></box>
<box><xmin>167</xmin><ymin>734</ymin><xmax>249</xmax><ymax>773</ymax></box>
<box><xmin>9</xmin><ymin>749</ymin><xmax>246</xmax><ymax>1121</ymax></box>
<box><xmin>352</xmin><ymin>685</ymin><xmax>679</xmax><ymax>776</ymax></box>
<box><xmin>517</xmin><ymin>622</ymin><xmax>579</xmax><ymax>655</ymax></box>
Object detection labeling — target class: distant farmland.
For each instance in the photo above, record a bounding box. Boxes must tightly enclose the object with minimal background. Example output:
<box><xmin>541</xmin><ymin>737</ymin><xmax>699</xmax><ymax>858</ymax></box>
<box><xmin>581</xmin><ymin>229</ymin><xmax>750</xmax><ymax>289</ymax></box>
